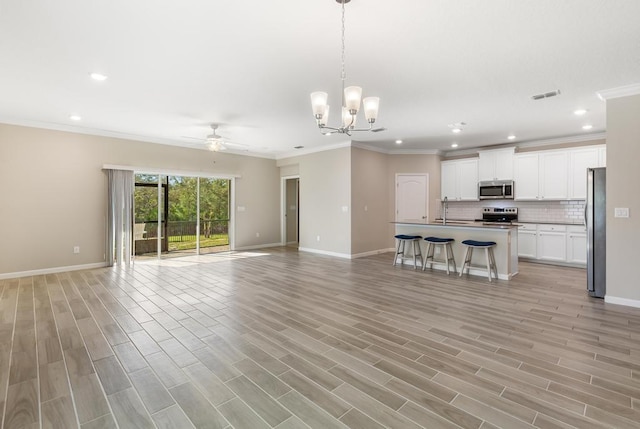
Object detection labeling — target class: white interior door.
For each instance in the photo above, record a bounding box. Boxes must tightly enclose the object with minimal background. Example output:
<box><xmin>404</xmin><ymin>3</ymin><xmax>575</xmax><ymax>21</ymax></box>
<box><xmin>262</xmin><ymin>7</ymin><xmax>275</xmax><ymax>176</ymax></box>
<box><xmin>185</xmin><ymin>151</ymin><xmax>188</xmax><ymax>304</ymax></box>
<box><xmin>396</xmin><ymin>174</ymin><xmax>429</xmax><ymax>222</ymax></box>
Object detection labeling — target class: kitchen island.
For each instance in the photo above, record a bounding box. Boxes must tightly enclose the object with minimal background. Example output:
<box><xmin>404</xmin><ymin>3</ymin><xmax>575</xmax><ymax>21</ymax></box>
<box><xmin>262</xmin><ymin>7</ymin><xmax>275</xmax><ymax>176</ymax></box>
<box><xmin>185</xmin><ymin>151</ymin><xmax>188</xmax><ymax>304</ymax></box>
<box><xmin>393</xmin><ymin>221</ymin><xmax>519</xmax><ymax>280</ymax></box>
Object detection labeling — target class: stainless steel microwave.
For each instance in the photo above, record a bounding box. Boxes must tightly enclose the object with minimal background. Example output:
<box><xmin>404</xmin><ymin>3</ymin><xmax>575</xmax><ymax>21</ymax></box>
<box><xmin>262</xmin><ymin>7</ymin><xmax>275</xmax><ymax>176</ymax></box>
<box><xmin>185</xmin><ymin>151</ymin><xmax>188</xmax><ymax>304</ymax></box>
<box><xmin>478</xmin><ymin>180</ymin><xmax>515</xmax><ymax>200</ymax></box>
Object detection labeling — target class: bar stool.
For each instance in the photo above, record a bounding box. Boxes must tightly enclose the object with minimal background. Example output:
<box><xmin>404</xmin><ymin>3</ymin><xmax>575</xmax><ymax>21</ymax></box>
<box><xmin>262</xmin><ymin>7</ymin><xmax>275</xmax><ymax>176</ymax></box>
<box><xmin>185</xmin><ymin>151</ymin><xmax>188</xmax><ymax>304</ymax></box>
<box><xmin>459</xmin><ymin>240</ymin><xmax>498</xmax><ymax>282</ymax></box>
<box><xmin>422</xmin><ymin>237</ymin><xmax>457</xmax><ymax>275</ymax></box>
<box><xmin>393</xmin><ymin>234</ymin><xmax>423</xmax><ymax>270</ymax></box>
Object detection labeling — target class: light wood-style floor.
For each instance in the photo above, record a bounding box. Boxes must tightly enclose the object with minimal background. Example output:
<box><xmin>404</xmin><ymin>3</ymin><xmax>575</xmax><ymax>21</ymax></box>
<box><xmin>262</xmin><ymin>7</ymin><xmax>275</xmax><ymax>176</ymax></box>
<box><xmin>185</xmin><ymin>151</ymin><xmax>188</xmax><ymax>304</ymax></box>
<box><xmin>2</xmin><ymin>247</ymin><xmax>640</xmax><ymax>429</ymax></box>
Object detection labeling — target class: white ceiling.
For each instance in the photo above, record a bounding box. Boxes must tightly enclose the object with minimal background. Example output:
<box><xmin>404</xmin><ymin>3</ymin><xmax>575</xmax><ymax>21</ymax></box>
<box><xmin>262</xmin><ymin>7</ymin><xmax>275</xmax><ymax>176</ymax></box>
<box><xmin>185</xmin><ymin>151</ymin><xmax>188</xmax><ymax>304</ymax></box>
<box><xmin>1</xmin><ymin>0</ymin><xmax>639</xmax><ymax>158</ymax></box>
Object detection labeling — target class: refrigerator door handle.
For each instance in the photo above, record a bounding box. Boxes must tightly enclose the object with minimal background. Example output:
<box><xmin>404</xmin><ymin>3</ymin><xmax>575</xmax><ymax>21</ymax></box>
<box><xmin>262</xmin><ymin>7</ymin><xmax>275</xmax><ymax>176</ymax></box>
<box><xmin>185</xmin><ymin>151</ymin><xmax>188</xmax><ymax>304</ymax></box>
<box><xmin>584</xmin><ymin>204</ymin><xmax>587</xmax><ymax>227</ymax></box>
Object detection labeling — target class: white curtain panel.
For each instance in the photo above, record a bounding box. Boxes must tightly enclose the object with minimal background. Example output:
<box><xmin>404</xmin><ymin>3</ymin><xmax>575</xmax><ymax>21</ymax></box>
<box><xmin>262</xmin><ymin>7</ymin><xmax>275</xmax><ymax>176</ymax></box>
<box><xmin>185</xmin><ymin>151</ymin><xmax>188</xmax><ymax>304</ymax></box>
<box><xmin>107</xmin><ymin>169</ymin><xmax>134</xmax><ymax>266</ymax></box>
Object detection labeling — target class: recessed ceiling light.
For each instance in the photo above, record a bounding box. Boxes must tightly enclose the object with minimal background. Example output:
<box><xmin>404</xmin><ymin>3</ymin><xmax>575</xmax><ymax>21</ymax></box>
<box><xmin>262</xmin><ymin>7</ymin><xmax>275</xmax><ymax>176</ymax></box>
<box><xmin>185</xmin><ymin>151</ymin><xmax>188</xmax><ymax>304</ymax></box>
<box><xmin>395</xmin><ymin>139</ymin><xmax>403</xmax><ymax>144</ymax></box>
<box><xmin>69</xmin><ymin>114</ymin><xmax>82</xmax><ymax>121</ymax></box>
<box><xmin>90</xmin><ymin>72</ymin><xmax>108</xmax><ymax>81</ymax></box>
<box><xmin>451</xmin><ymin>128</ymin><xmax>462</xmax><ymax>134</ymax></box>
<box><xmin>582</xmin><ymin>124</ymin><xmax>593</xmax><ymax>130</ymax></box>
<box><xmin>451</xmin><ymin>143</ymin><xmax>458</xmax><ymax>148</ymax></box>
<box><xmin>507</xmin><ymin>135</ymin><xmax>516</xmax><ymax>140</ymax></box>
<box><xmin>574</xmin><ymin>109</ymin><xmax>588</xmax><ymax>116</ymax></box>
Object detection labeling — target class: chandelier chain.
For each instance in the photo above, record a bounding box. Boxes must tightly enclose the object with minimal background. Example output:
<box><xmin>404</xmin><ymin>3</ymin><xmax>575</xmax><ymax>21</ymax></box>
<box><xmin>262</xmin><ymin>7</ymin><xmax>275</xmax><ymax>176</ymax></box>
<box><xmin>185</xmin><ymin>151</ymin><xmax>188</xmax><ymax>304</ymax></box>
<box><xmin>341</xmin><ymin>0</ymin><xmax>346</xmax><ymax>83</ymax></box>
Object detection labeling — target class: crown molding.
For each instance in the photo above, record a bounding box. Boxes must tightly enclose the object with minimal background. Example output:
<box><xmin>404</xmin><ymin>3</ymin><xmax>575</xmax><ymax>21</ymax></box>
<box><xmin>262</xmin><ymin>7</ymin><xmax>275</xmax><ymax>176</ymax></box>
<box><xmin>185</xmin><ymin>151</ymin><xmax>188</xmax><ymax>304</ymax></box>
<box><xmin>352</xmin><ymin>141</ymin><xmax>440</xmax><ymax>155</ymax></box>
<box><xmin>351</xmin><ymin>141</ymin><xmax>389</xmax><ymax>154</ymax></box>
<box><xmin>597</xmin><ymin>83</ymin><xmax>640</xmax><ymax>100</ymax></box>
<box><xmin>441</xmin><ymin>132</ymin><xmax>606</xmax><ymax>157</ymax></box>
<box><xmin>515</xmin><ymin>132</ymin><xmax>606</xmax><ymax>149</ymax></box>
<box><xmin>275</xmin><ymin>140</ymin><xmax>351</xmax><ymax>160</ymax></box>
<box><xmin>387</xmin><ymin>149</ymin><xmax>441</xmax><ymax>155</ymax></box>
<box><xmin>0</xmin><ymin>118</ymin><xmax>277</xmax><ymax>159</ymax></box>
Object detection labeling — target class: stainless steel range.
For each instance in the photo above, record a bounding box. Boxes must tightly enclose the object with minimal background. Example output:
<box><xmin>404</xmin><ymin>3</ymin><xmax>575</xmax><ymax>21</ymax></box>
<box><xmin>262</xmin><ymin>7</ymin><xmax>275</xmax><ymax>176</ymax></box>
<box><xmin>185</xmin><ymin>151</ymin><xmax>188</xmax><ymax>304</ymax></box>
<box><xmin>478</xmin><ymin>207</ymin><xmax>518</xmax><ymax>224</ymax></box>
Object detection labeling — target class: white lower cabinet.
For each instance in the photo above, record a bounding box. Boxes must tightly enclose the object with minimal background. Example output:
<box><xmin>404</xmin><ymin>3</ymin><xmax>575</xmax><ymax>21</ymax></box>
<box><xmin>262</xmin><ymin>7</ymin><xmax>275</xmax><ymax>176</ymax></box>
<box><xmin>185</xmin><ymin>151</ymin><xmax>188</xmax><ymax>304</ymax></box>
<box><xmin>517</xmin><ymin>223</ymin><xmax>585</xmax><ymax>266</ymax></box>
<box><xmin>517</xmin><ymin>224</ymin><xmax>537</xmax><ymax>258</ymax></box>
<box><xmin>538</xmin><ymin>225</ymin><xmax>567</xmax><ymax>262</ymax></box>
<box><xmin>566</xmin><ymin>225</ymin><xmax>587</xmax><ymax>264</ymax></box>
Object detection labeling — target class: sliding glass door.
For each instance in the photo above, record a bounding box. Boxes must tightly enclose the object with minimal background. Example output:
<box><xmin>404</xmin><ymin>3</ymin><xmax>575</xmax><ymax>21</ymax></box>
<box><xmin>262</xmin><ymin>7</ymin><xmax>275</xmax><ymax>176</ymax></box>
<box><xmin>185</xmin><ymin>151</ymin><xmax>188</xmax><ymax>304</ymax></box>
<box><xmin>167</xmin><ymin>176</ymin><xmax>198</xmax><ymax>256</ymax></box>
<box><xmin>199</xmin><ymin>178</ymin><xmax>230</xmax><ymax>253</ymax></box>
<box><xmin>134</xmin><ymin>174</ymin><xmax>231</xmax><ymax>258</ymax></box>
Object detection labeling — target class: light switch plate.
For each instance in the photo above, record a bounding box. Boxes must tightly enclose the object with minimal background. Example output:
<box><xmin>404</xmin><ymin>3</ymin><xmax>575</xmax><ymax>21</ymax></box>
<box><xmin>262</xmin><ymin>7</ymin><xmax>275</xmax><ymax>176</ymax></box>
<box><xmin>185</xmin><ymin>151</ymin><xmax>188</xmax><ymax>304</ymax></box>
<box><xmin>614</xmin><ymin>207</ymin><xmax>630</xmax><ymax>218</ymax></box>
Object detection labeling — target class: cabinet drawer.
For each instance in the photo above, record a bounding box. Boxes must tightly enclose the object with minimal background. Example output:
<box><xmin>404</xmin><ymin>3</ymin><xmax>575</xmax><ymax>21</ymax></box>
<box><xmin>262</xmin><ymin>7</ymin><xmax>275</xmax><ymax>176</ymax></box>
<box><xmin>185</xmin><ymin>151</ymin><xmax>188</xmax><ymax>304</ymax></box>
<box><xmin>567</xmin><ymin>225</ymin><xmax>587</xmax><ymax>234</ymax></box>
<box><xmin>517</xmin><ymin>223</ymin><xmax>537</xmax><ymax>231</ymax></box>
<box><xmin>538</xmin><ymin>224</ymin><xmax>567</xmax><ymax>232</ymax></box>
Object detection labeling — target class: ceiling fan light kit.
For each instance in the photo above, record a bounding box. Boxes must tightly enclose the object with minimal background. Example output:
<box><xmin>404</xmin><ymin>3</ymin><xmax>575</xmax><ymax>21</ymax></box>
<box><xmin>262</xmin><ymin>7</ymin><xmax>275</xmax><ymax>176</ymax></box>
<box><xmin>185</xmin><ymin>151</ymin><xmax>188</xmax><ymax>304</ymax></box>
<box><xmin>310</xmin><ymin>0</ymin><xmax>381</xmax><ymax>136</ymax></box>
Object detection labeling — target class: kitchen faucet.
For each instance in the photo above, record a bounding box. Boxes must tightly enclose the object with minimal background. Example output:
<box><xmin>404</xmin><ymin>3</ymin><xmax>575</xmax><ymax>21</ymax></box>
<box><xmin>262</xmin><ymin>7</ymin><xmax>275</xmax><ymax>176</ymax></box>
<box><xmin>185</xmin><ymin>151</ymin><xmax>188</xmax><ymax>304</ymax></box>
<box><xmin>442</xmin><ymin>196</ymin><xmax>448</xmax><ymax>224</ymax></box>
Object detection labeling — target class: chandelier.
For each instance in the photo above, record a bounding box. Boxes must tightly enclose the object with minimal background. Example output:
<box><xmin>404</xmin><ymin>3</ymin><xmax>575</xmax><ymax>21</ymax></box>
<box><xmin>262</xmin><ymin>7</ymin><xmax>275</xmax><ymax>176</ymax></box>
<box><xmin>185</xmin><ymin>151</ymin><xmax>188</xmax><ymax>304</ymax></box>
<box><xmin>310</xmin><ymin>0</ymin><xmax>380</xmax><ymax>136</ymax></box>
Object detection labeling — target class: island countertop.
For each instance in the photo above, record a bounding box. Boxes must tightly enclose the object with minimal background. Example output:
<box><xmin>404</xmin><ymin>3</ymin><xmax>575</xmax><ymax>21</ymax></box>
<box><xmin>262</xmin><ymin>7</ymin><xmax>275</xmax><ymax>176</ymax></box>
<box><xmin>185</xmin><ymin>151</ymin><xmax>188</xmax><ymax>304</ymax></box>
<box><xmin>392</xmin><ymin>220</ymin><xmax>519</xmax><ymax>230</ymax></box>
<box><xmin>393</xmin><ymin>221</ymin><xmax>519</xmax><ymax>280</ymax></box>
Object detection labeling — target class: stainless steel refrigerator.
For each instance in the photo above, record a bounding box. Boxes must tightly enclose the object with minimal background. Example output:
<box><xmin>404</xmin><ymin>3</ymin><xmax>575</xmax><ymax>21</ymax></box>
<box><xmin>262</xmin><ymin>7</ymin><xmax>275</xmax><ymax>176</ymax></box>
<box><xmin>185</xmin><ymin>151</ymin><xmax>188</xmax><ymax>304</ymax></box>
<box><xmin>586</xmin><ymin>167</ymin><xmax>606</xmax><ymax>298</ymax></box>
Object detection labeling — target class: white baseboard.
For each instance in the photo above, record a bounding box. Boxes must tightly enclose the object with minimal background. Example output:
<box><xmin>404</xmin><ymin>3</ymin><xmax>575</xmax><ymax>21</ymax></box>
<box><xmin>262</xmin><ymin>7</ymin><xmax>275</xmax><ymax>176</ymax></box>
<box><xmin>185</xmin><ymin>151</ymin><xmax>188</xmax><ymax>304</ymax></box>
<box><xmin>604</xmin><ymin>295</ymin><xmax>640</xmax><ymax>309</ymax></box>
<box><xmin>0</xmin><ymin>262</ymin><xmax>108</xmax><ymax>280</ymax></box>
<box><xmin>233</xmin><ymin>242</ymin><xmax>282</xmax><ymax>251</ymax></box>
<box><xmin>351</xmin><ymin>248</ymin><xmax>396</xmax><ymax>259</ymax></box>
<box><xmin>298</xmin><ymin>247</ymin><xmax>352</xmax><ymax>259</ymax></box>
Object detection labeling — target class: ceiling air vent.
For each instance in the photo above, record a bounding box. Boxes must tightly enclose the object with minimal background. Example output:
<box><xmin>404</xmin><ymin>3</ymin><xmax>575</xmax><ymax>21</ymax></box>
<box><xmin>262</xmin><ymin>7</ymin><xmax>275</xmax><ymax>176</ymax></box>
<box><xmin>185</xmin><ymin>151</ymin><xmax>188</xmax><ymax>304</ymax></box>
<box><xmin>531</xmin><ymin>89</ymin><xmax>561</xmax><ymax>100</ymax></box>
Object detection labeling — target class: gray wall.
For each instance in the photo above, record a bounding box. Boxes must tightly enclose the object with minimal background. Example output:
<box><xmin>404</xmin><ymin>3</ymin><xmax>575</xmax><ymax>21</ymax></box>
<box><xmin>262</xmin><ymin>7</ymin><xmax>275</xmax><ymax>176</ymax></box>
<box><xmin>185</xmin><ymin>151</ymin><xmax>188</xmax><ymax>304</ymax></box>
<box><xmin>279</xmin><ymin>147</ymin><xmax>442</xmax><ymax>257</ymax></box>
<box><xmin>606</xmin><ymin>93</ymin><xmax>640</xmax><ymax>302</ymax></box>
<box><xmin>351</xmin><ymin>147</ymin><xmax>389</xmax><ymax>255</ymax></box>
<box><xmin>278</xmin><ymin>147</ymin><xmax>352</xmax><ymax>256</ymax></box>
<box><xmin>0</xmin><ymin>123</ymin><xmax>281</xmax><ymax>276</ymax></box>
<box><xmin>386</xmin><ymin>154</ymin><xmax>442</xmax><ymax>247</ymax></box>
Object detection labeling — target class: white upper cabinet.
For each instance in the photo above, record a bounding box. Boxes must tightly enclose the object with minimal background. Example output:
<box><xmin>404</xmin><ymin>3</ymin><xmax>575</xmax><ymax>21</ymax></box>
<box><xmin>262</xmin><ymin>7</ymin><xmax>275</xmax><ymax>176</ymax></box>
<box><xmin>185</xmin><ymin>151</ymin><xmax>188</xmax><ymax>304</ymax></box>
<box><xmin>539</xmin><ymin>151</ymin><xmax>569</xmax><ymax>200</ymax></box>
<box><xmin>441</xmin><ymin>158</ymin><xmax>478</xmax><ymax>201</ymax></box>
<box><xmin>478</xmin><ymin>148</ymin><xmax>515</xmax><ymax>181</ymax></box>
<box><xmin>514</xmin><ymin>145</ymin><xmax>606</xmax><ymax>201</ymax></box>
<box><xmin>441</xmin><ymin>161</ymin><xmax>458</xmax><ymax>201</ymax></box>
<box><xmin>513</xmin><ymin>153</ymin><xmax>540</xmax><ymax>200</ymax></box>
<box><xmin>598</xmin><ymin>146</ymin><xmax>606</xmax><ymax>167</ymax></box>
<box><xmin>515</xmin><ymin>149</ymin><xmax>571</xmax><ymax>200</ymax></box>
<box><xmin>568</xmin><ymin>147</ymin><xmax>599</xmax><ymax>199</ymax></box>
<box><xmin>458</xmin><ymin>159</ymin><xmax>480</xmax><ymax>200</ymax></box>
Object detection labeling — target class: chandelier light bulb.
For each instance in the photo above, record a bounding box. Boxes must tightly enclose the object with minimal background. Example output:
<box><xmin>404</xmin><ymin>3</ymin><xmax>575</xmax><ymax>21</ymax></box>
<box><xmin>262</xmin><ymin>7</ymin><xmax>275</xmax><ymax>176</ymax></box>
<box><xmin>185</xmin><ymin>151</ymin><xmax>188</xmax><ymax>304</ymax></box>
<box><xmin>310</xmin><ymin>92</ymin><xmax>329</xmax><ymax>118</ymax></box>
<box><xmin>342</xmin><ymin>106</ymin><xmax>356</xmax><ymax>129</ymax></box>
<box><xmin>363</xmin><ymin>97</ymin><xmax>380</xmax><ymax>123</ymax></box>
<box><xmin>344</xmin><ymin>86</ymin><xmax>362</xmax><ymax>113</ymax></box>
<box><xmin>319</xmin><ymin>105</ymin><xmax>330</xmax><ymax>127</ymax></box>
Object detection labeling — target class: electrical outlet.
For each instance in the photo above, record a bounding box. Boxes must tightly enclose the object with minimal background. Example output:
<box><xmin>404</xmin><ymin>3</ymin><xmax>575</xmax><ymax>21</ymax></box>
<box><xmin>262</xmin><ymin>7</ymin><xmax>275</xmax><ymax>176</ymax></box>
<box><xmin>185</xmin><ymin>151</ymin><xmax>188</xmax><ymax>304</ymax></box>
<box><xmin>434</xmin><ymin>247</ymin><xmax>441</xmax><ymax>255</ymax></box>
<box><xmin>256</xmin><ymin>232</ymin><xmax>260</xmax><ymax>237</ymax></box>
<box><xmin>316</xmin><ymin>235</ymin><xmax>321</xmax><ymax>242</ymax></box>
<box><xmin>73</xmin><ymin>246</ymin><xmax>80</xmax><ymax>254</ymax></box>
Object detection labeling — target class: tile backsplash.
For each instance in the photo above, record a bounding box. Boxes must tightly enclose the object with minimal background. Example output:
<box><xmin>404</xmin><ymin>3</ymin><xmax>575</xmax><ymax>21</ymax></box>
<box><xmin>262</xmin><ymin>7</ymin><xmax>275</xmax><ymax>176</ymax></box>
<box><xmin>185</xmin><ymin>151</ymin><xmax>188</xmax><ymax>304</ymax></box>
<box><xmin>437</xmin><ymin>200</ymin><xmax>585</xmax><ymax>224</ymax></box>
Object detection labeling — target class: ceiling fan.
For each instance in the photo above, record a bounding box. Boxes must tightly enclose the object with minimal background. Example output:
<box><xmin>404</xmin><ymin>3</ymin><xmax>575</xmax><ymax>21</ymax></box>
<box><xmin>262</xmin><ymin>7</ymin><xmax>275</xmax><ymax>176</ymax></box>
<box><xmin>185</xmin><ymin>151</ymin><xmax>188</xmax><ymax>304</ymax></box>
<box><xmin>193</xmin><ymin>124</ymin><xmax>248</xmax><ymax>152</ymax></box>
